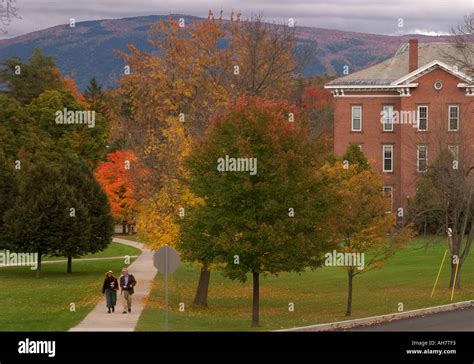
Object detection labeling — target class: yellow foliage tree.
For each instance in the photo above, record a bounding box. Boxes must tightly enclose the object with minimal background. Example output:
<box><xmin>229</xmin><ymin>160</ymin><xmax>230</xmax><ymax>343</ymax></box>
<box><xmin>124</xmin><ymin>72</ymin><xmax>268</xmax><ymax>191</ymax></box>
<box><xmin>319</xmin><ymin>155</ymin><xmax>413</xmax><ymax>316</ymax></box>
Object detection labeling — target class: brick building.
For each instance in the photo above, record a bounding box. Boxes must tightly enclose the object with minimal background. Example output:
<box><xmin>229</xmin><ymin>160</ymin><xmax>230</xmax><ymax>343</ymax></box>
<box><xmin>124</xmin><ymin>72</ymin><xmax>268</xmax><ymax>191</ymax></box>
<box><xmin>325</xmin><ymin>40</ymin><xmax>474</xmax><ymax>213</ymax></box>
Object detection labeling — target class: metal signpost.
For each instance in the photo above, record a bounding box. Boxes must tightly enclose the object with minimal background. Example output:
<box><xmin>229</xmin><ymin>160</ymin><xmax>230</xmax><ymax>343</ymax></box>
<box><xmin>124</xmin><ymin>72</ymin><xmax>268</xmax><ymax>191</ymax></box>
<box><xmin>153</xmin><ymin>245</ymin><xmax>180</xmax><ymax>331</ymax></box>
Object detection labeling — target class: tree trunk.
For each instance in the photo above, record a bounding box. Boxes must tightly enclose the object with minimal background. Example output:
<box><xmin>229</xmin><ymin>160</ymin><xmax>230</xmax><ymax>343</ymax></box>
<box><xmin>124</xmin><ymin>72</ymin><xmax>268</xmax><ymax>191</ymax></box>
<box><xmin>252</xmin><ymin>270</ymin><xmax>260</xmax><ymax>327</ymax></box>
<box><xmin>122</xmin><ymin>221</ymin><xmax>127</xmax><ymax>234</ymax></box>
<box><xmin>449</xmin><ymin>257</ymin><xmax>462</xmax><ymax>289</ymax></box>
<box><xmin>345</xmin><ymin>270</ymin><xmax>354</xmax><ymax>316</ymax></box>
<box><xmin>193</xmin><ymin>264</ymin><xmax>211</xmax><ymax>307</ymax></box>
<box><xmin>36</xmin><ymin>250</ymin><xmax>42</xmax><ymax>278</ymax></box>
<box><xmin>67</xmin><ymin>256</ymin><xmax>72</xmax><ymax>274</ymax></box>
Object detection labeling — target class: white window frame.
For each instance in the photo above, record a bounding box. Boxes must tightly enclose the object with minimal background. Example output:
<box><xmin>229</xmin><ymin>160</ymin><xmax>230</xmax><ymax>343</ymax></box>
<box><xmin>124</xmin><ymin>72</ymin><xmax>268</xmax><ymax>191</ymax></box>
<box><xmin>417</xmin><ymin>145</ymin><xmax>428</xmax><ymax>173</ymax></box>
<box><xmin>383</xmin><ymin>105</ymin><xmax>394</xmax><ymax>131</ymax></box>
<box><xmin>448</xmin><ymin>144</ymin><xmax>459</xmax><ymax>160</ymax></box>
<box><xmin>448</xmin><ymin>105</ymin><xmax>459</xmax><ymax>131</ymax></box>
<box><xmin>351</xmin><ymin>106</ymin><xmax>362</xmax><ymax>132</ymax></box>
<box><xmin>382</xmin><ymin>144</ymin><xmax>393</xmax><ymax>173</ymax></box>
<box><xmin>417</xmin><ymin>105</ymin><xmax>428</xmax><ymax>131</ymax></box>
<box><xmin>383</xmin><ymin>186</ymin><xmax>393</xmax><ymax>212</ymax></box>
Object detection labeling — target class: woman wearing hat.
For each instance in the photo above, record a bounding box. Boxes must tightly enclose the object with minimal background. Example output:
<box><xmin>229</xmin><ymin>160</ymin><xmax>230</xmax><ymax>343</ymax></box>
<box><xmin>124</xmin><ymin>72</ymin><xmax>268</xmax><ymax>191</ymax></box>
<box><xmin>102</xmin><ymin>270</ymin><xmax>119</xmax><ymax>313</ymax></box>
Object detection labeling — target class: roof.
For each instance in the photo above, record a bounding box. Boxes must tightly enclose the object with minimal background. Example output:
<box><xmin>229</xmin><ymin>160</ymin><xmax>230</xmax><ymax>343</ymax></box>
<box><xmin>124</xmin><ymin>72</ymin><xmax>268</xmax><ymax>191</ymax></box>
<box><xmin>326</xmin><ymin>42</ymin><xmax>474</xmax><ymax>86</ymax></box>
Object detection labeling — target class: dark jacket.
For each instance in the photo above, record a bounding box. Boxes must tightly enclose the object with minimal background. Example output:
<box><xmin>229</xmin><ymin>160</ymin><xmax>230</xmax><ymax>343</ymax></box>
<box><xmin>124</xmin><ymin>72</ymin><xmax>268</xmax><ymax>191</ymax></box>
<box><xmin>102</xmin><ymin>276</ymin><xmax>119</xmax><ymax>294</ymax></box>
<box><xmin>119</xmin><ymin>274</ymin><xmax>137</xmax><ymax>295</ymax></box>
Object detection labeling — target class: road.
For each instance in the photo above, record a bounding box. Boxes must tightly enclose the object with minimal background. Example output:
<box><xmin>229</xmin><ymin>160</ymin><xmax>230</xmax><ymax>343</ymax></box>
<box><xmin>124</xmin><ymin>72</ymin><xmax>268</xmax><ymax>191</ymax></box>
<box><xmin>351</xmin><ymin>307</ymin><xmax>474</xmax><ymax>331</ymax></box>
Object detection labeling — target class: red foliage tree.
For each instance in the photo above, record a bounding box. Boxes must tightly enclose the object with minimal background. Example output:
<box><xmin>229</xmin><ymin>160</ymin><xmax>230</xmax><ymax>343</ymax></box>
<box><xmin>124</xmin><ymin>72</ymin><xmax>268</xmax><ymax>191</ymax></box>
<box><xmin>95</xmin><ymin>150</ymin><xmax>145</xmax><ymax>233</ymax></box>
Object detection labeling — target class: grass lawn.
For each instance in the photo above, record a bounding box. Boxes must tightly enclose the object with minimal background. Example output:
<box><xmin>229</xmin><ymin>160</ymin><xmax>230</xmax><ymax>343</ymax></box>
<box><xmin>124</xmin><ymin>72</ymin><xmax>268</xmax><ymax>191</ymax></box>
<box><xmin>0</xmin><ymin>241</ymin><xmax>141</xmax><ymax>331</ymax></box>
<box><xmin>137</xmin><ymin>237</ymin><xmax>474</xmax><ymax>331</ymax></box>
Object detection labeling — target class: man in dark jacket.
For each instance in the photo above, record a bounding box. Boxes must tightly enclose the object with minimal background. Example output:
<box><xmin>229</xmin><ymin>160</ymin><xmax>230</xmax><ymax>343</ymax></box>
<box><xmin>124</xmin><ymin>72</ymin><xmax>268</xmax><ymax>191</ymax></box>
<box><xmin>119</xmin><ymin>268</ymin><xmax>137</xmax><ymax>313</ymax></box>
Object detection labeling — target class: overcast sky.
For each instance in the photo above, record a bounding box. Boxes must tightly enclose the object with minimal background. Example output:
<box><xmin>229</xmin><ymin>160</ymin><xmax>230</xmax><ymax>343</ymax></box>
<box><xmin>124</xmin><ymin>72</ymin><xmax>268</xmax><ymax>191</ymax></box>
<box><xmin>0</xmin><ymin>0</ymin><xmax>472</xmax><ymax>39</ymax></box>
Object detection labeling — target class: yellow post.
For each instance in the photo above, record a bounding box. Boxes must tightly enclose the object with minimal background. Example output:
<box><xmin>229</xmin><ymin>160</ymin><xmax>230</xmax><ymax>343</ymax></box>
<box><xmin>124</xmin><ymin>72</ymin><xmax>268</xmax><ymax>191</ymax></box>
<box><xmin>431</xmin><ymin>249</ymin><xmax>448</xmax><ymax>298</ymax></box>
<box><xmin>450</xmin><ymin>257</ymin><xmax>460</xmax><ymax>301</ymax></box>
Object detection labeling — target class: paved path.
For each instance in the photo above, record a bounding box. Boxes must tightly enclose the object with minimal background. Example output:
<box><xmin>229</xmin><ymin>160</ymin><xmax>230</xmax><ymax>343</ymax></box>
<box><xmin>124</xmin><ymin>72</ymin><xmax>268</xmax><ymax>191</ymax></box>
<box><xmin>69</xmin><ymin>237</ymin><xmax>157</xmax><ymax>332</ymax></box>
<box><xmin>352</xmin><ymin>307</ymin><xmax>474</xmax><ymax>331</ymax></box>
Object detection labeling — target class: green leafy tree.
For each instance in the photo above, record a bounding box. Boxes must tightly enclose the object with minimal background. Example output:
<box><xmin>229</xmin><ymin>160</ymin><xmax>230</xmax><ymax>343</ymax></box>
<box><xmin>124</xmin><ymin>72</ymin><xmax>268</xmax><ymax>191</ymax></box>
<box><xmin>342</xmin><ymin>143</ymin><xmax>370</xmax><ymax>171</ymax></box>
<box><xmin>181</xmin><ymin>97</ymin><xmax>332</xmax><ymax>326</ymax></box>
<box><xmin>0</xmin><ymin>48</ymin><xmax>65</xmax><ymax>104</ymax></box>
<box><xmin>27</xmin><ymin>90</ymin><xmax>110</xmax><ymax>167</ymax></box>
<box><xmin>0</xmin><ymin>94</ymin><xmax>44</xmax><ymax>162</ymax></box>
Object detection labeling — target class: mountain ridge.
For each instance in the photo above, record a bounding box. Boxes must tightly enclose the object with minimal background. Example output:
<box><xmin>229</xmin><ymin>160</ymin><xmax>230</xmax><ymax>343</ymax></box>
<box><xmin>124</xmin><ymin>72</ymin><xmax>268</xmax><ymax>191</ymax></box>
<box><xmin>0</xmin><ymin>14</ymin><xmax>454</xmax><ymax>90</ymax></box>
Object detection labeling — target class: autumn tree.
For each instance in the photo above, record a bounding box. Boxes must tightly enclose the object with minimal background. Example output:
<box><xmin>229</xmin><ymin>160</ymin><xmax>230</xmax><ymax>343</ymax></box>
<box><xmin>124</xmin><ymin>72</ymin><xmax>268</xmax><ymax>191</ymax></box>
<box><xmin>447</xmin><ymin>13</ymin><xmax>473</xmax><ymax>71</ymax></box>
<box><xmin>181</xmin><ymin>97</ymin><xmax>332</xmax><ymax>325</ymax></box>
<box><xmin>320</xmin><ymin>145</ymin><xmax>413</xmax><ymax>316</ymax></box>
<box><xmin>95</xmin><ymin>150</ymin><xmax>143</xmax><ymax>234</ymax></box>
<box><xmin>409</xmin><ymin>149</ymin><xmax>474</xmax><ymax>289</ymax></box>
<box><xmin>300</xmin><ymin>85</ymin><xmax>334</xmax><ymax>138</ymax></box>
<box><xmin>229</xmin><ymin>14</ymin><xmax>311</xmax><ymax>100</ymax></box>
<box><xmin>119</xmin><ymin>11</ymin><xmax>310</xmax><ymax>307</ymax></box>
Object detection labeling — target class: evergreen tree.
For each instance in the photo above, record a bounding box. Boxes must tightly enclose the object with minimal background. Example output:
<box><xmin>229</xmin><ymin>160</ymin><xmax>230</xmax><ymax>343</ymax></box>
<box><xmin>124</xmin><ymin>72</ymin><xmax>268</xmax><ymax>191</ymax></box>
<box><xmin>84</xmin><ymin>77</ymin><xmax>109</xmax><ymax>117</ymax></box>
<box><xmin>0</xmin><ymin>159</ymin><xmax>18</xmax><ymax>248</ymax></box>
<box><xmin>2</xmin><ymin>161</ymin><xmax>90</xmax><ymax>277</ymax></box>
<box><xmin>58</xmin><ymin>156</ymin><xmax>114</xmax><ymax>273</ymax></box>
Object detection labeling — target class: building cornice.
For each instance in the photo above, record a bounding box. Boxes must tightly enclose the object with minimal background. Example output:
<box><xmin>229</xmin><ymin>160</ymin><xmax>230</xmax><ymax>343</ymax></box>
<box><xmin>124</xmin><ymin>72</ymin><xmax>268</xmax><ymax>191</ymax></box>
<box><xmin>325</xmin><ymin>60</ymin><xmax>473</xmax><ymax>97</ymax></box>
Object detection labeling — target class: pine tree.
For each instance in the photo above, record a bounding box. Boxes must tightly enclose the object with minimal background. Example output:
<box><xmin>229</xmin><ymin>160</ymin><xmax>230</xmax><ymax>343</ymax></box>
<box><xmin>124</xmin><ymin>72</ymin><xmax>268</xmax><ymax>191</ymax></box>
<box><xmin>84</xmin><ymin>77</ymin><xmax>109</xmax><ymax>117</ymax></box>
<box><xmin>58</xmin><ymin>157</ymin><xmax>114</xmax><ymax>273</ymax></box>
<box><xmin>2</xmin><ymin>161</ymin><xmax>90</xmax><ymax>277</ymax></box>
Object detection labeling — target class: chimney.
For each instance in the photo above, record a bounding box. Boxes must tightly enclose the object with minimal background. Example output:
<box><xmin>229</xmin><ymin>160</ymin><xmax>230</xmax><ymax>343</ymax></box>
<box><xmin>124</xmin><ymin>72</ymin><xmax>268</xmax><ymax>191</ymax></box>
<box><xmin>409</xmin><ymin>39</ymin><xmax>418</xmax><ymax>73</ymax></box>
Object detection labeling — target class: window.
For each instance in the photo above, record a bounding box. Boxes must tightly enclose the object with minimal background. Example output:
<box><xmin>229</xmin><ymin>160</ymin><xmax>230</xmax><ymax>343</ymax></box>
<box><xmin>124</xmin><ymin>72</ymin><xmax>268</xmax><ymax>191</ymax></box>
<box><xmin>383</xmin><ymin>105</ymin><xmax>394</xmax><ymax>131</ymax></box>
<box><xmin>352</xmin><ymin>106</ymin><xmax>362</xmax><ymax>131</ymax></box>
<box><xmin>417</xmin><ymin>145</ymin><xmax>428</xmax><ymax>172</ymax></box>
<box><xmin>448</xmin><ymin>144</ymin><xmax>459</xmax><ymax>160</ymax></box>
<box><xmin>383</xmin><ymin>145</ymin><xmax>393</xmax><ymax>172</ymax></box>
<box><xmin>383</xmin><ymin>186</ymin><xmax>393</xmax><ymax>212</ymax></box>
<box><xmin>417</xmin><ymin>105</ymin><xmax>428</xmax><ymax>131</ymax></box>
<box><xmin>449</xmin><ymin>105</ymin><xmax>459</xmax><ymax>131</ymax></box>
<box><xmin>357</xmin><ymin>144</ymin><xmax>362</xmax><ymax>151</ymax></box>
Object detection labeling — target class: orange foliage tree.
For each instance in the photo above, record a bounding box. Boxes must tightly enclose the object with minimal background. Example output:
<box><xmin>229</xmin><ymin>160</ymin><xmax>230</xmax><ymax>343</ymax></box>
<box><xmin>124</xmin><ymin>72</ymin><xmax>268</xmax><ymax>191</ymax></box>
<box><xmin>95</xmin><ymin>150</ymin><xmax>145</xmax><ymax>233</ymax></box>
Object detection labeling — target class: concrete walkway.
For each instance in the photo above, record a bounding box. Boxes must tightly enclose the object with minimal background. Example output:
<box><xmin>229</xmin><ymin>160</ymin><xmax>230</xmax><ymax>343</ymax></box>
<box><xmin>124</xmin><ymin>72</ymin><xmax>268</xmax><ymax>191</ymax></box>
<box><xmin>69</xmin><ymin>237</ymin><xmax>157</xmax><ymax>332</ymax></box>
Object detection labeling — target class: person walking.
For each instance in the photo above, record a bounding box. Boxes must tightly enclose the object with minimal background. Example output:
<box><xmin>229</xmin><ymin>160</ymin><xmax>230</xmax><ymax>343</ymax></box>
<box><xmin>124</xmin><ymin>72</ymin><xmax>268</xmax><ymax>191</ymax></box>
<box><xmin>102</xmin><ymin>270</ymin><xmax>119</xmax><ymax>314</ymax></box>
<box><xmin>119</xmin><ymin>268</ymin><xmax>137</xmax><ymax>313</ymax></box>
